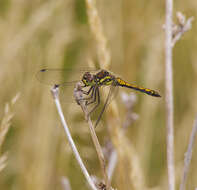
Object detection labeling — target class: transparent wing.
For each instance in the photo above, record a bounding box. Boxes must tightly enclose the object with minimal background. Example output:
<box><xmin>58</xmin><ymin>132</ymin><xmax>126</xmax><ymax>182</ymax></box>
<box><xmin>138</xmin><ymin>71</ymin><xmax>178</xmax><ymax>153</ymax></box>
<box><xmin>102</xmin><ymin>85</ymin><xmax>119</xmax><ymax>103</ymax></box>
<box><xmin>36</xmin><ymin>67</ymin><xmax>96</xmax><ymax>86</ymax></box>
<box><xmin>36</xmin><ymin>68</ymin><xmax>94</xmax><ymax>105</ymax></box>
<box><xmin>95</xmin><ymin>85</ymin><xmax>118</xmax><ymax>128</ymax></box>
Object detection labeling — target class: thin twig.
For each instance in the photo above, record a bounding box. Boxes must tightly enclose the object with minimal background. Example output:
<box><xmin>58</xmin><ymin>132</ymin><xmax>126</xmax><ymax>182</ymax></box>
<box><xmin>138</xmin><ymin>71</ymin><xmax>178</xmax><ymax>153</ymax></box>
<box><xmin>50</xmin><ymin>86</ymin><xmax>97</xmax><ymax>190</ymax></box>
<box><xmin>179</xmin><ymin>116</ymin><xmax>197</xmax><ymax>190</ymax></box>
<box><xmin>165</xmin><ymin>0</ymin><xmax>175</xmax><ymax>189</ymax></box>
<box><xmin>74</xmin><ymin>83</ymin><xmax>110</xmax><ymax>190</ymax></box>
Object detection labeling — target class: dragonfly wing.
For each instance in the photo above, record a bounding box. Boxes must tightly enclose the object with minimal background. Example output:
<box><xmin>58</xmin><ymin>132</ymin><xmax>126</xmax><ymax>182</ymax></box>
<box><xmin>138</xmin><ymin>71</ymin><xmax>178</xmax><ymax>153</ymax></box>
<box><xmin>95</xmin><ymin>85</ymin><xmax>117</xmax><ymax>128</ymax></box>
<box><xmin>102</xmin><ymin>85</ymin><xmax>119</xmax><ymax>102</ymax></box>
<box><xmin>36</xmin><ymin>68</ymin><xmax>81</xmax><ymax>86</ymax></box>
<box><xmin>36</xmin><ymin>67</ymin><xmax>96</xmax><ymax>86</ymax></box>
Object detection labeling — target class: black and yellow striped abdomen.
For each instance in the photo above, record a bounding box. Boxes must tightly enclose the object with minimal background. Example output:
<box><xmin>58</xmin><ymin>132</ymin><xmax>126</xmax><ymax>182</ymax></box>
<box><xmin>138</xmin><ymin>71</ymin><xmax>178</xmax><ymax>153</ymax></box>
<box><xmin>116</xmin><ymin>78</ymin><xmax>161</xmax><ymax>97</ymax></box>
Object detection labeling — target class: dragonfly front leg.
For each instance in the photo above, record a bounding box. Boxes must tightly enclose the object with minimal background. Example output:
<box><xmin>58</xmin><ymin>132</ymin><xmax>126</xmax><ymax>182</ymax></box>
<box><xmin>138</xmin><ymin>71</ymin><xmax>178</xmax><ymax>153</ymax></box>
<box><xmin>81</xmin><ymin>86</ymin><xmax>94</xmax><ymax>95</ymax></box>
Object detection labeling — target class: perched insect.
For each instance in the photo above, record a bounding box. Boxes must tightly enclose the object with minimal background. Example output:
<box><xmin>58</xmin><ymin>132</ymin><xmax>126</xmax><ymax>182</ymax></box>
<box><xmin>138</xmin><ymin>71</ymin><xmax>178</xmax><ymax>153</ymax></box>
<box><xmin>37</xmin><ymin>69</ymin><xmax>161</xmax><ymax>127</ymax></box>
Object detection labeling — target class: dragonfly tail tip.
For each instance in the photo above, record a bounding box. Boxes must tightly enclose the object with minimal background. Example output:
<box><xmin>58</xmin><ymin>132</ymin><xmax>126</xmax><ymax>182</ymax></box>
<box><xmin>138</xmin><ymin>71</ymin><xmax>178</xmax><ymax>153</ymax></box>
<box><xmin>54</xmin><ymin>84</ymin><xmax>59</xmax><ymax>88</ymax></box>
<box><xmin>155</xmin><ymin>93</ymin><xmax>161</xmax><ymax>97</ymax></box>
<box><xmin>40</xmin><ymin>69</ymin><xmax>47</xmax><ymax>72</ymax></box>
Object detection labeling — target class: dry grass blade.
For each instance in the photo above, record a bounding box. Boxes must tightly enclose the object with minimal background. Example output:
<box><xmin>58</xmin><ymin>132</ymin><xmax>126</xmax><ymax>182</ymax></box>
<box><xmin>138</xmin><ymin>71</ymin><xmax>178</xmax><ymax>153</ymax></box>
<box><xmin>0</xmin><ymin>153</ymin><xmax>8</xmax><ymax>173</ymax></box>
<box><xmin>0</xmin><ymin>93</ymin><xmax>20</xmax><ymax>172</ymax></box>
<box><xmin>1</xmin><ymin>1</ymin><xmax>64</xmax><ymax>64</ymax></box>
<box><xmin>85</xmin><ymin>0</ymin><xmax>111</xmax><ymax>68</ymax></box>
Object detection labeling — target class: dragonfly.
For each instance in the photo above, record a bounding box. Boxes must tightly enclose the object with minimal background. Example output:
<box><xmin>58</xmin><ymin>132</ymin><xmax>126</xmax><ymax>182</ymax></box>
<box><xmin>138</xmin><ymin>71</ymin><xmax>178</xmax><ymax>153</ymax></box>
<box><xmin>37</xmin><ymin>69</ymin><xmax>161</xmax><ymax>127</ymax></box>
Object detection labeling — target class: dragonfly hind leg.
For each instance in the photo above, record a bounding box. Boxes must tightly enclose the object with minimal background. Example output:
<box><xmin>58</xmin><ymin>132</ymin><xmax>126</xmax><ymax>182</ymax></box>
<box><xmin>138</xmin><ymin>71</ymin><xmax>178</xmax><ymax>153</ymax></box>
<box><xmin>80</xmin><ymin>85</ymin><xmax>98</xmax><ymax>107</ymax></box>
<box><xmin>85</xmin><ymin>86</ymin><xmax>97</xmax><ymax>106</ymax></box>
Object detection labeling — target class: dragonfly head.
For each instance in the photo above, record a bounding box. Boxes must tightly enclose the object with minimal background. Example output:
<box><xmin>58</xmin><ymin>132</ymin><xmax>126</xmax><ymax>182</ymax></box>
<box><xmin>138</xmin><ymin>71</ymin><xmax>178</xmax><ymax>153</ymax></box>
<box><xmin>82</xmin><ymin>72</ymin><xmax>94</xmax><ymax>86</ymax></box>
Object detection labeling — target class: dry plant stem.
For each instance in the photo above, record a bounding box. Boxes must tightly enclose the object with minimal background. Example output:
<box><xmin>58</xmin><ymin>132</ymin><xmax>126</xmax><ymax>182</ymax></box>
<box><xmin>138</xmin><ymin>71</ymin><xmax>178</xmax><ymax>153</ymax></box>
<box><xmin>165</xmin><ymin>0</ymin><xmax>175</xmax><ymax>190</ymax></box>
<box><xmin>74</xmin><ymin>83</ymin><xmax>110</xmax><ymax>190</ymax></box>
<box><xmin>179</xmin><ymin>117</ymin><xmax>197</xmax><ymax>190</ymax></box>
<box><xmin>50</xmin><ymin>87</ymin><xmax>97</xmax><ymax>190</ymax></box>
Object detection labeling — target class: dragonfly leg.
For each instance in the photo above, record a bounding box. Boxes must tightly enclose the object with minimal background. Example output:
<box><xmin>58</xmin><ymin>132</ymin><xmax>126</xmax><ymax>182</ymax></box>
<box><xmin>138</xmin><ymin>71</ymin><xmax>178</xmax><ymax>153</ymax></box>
<box><xmin>82</xmin><ymin>86</ymin><xmax>96</xmax><ymax>106</ymax></box>
<box><xmin>81</xmin><ymin>86</ymin><xmax>94</xmax><ymax>95</ymax></box>
<box><xmin>94</xmin><ymin>85</ymin><xmax>116</xmax><ymax>128</ymax></box>
<box><xmin>87</xmin><ymin>87</ymin><xmax>100</xmax><ymax>117</ymax></box>
<box><xmin>86</xmin><ymin>86</ymin><xmax>97</xmax><ymax>106</ymax></box>
<box><xmin>77</xmin><ymin>86</ymin><xmax>94</xmax><ymax>104</ymax></box>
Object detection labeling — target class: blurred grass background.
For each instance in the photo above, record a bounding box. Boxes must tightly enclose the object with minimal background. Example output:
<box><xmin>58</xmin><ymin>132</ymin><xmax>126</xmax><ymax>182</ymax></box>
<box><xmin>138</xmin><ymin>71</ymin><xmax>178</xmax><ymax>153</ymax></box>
<box><xmin>0</xmin><ymin>0</ymin><xmax>197</xmax><ymax>189</ymax></box>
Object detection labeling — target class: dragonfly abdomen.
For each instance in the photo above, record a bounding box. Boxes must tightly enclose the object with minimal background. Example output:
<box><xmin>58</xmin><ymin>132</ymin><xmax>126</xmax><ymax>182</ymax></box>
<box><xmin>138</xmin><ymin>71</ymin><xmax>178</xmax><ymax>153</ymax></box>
<box><xmin>116</xmin><ymin>78</ymin><xmax>161</xmax><ymax>97</ymax></box>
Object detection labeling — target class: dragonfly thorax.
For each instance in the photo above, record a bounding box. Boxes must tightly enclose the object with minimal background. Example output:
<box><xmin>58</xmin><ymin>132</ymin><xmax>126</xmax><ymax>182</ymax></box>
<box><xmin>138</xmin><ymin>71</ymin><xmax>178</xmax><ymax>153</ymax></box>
<box><xmin>81</xmin><ymin>70</ymin><xmax>115</xmax><ymax>87</ymax></box>
<box><xmin>94</xmin><ymin>70</ymin><xmax>115</xmax><ymax>86</ymax></box>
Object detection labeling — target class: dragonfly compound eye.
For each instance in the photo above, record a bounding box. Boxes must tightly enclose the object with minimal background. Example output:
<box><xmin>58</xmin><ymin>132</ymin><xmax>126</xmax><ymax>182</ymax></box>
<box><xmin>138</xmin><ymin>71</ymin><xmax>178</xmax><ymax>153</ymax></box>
<box><xmin>82</xmin><ymin>72</ymin><xmax>94</xmax><ymax>85</ymax></box>
<box><xmin>103</xmin><ymin>70</ymin><xmax>109</xmax><ymax>75</ymax></box>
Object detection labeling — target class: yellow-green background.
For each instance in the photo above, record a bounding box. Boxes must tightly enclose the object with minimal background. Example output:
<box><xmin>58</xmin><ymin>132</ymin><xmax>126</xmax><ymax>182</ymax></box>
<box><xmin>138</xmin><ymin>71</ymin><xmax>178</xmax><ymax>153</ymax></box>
<box><xmin>0</xmin><ymin>0</ymin><xmax>197</xmax><ymax>189</ymax></box>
